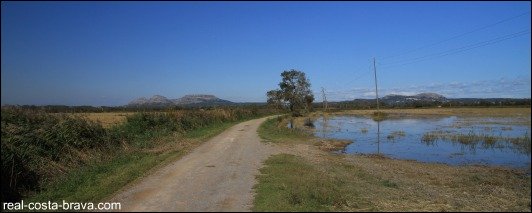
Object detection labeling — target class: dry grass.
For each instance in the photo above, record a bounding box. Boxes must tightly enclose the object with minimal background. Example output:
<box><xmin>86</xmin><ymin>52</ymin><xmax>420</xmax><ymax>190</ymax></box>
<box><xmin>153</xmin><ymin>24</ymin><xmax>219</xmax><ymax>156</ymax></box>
<box><xmin>73</xmin><ymin>112</ymin><xmax>134</xmax><ymax>128</ymax></box>
<box><xmin>271</xmin><ymin>144</ymin><xmax>531</xmax><ymax>211</ymax></box>
<box><xmin>339</xmin><ymin>153</ymin><xmax>531</xmax><ymax>211</ymax></box>
<box><xmin>313</xmin><ymin>139</ymin><xmax>353</xmax><ymax>152</ymax></box>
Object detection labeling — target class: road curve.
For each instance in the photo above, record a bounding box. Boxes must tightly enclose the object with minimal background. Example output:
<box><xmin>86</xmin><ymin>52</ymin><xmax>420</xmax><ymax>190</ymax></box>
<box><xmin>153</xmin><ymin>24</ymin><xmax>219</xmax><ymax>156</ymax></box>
<box><xmin>109</xmin><ymin>117</ymin><xmax>279</xmax><ymax>212</ymax></box>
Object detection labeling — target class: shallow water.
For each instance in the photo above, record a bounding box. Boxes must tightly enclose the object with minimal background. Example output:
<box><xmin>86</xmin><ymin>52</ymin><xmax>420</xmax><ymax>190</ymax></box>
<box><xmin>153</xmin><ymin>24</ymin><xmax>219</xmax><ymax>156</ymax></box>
<box><xmin>309</xmin><ymin>115</ymin><xmax>531</xmax><ymax>169</ymax></box>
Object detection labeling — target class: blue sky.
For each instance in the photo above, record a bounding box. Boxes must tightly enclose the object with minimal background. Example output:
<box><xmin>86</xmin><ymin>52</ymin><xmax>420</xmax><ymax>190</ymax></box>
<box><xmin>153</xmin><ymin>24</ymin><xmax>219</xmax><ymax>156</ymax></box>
<box><xmin>1</xmin><ymin>1</ymin><xmax>530</xmax><ymax>106</ymax></box>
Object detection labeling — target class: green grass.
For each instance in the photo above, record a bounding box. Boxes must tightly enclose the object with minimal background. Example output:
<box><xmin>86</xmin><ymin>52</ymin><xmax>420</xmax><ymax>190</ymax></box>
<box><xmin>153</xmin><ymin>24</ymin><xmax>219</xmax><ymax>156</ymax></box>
<box><xmin>258</xmin><ymin>116</ymin><xmax>312</xmax><ymax>143</ymax></box>
<box><xmin>185</xmin><ymin>119</ymin><xmax>242</xmax><ymax>140</ymax></box>
<box><xmin>253</xmin><ymin>152</ymin><xmax>531</xmax><ymax>212</ymax></box>
<box><xmin>254</xmin><ymin>117</ymin><xmax>387</xmax><ymax>212</ymax></box>
<box><xmin>253</xmin><ymin>154</ymin><xmax>374</xmax><ymax>212</ymax></box>
<box><xmin>28</xmin><ymin>152</ymin><xmax>174</xmax><ymax>202</ymax></box>
<box><xmin>380</xmin><ymin>179</ymin><xmax>399</xmax><ymax>188</ymax></box>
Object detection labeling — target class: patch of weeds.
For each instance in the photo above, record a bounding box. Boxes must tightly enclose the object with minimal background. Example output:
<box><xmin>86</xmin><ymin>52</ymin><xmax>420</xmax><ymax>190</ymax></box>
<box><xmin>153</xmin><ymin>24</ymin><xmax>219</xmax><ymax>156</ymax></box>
<box><xmin>380</xmin><ymin>179</ymin><xmax>399</xmax><ymax>188</ymax></box>
<box><xmin>387</xmin><ymin>131</ymin><xmax>406</xmax><ymax>140</ymax></box>
<box><xmin>372</xmin><ymin>111</ymin><xmax>388</xmax><ymax>122</ymax></box>
<box><xmin>501</xmin><ymin>126</ymin><xmax>513</xmax><ymax>131</ymax></box>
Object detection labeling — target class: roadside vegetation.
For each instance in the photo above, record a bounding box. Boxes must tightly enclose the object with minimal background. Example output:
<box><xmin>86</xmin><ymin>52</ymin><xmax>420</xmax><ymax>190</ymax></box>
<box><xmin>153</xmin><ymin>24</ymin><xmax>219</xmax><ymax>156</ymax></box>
<box><xmin>258</xmin><ymin>116</ymin><xmax>351</xmax><ymax>152</ymax></box>
<box><xmin>1</xmin><ymin>107</ymin><xmax>274</xmax><ymax>203</ymax></box>
<box><xmin>258</xmin><ymin>115</ymin><xmax>312</xmax><ymax>143</ymax></box>
<box><xmin>254</xmin><ymin>112</ymin><xmax>531</xmax><ymax>211</ymax></box>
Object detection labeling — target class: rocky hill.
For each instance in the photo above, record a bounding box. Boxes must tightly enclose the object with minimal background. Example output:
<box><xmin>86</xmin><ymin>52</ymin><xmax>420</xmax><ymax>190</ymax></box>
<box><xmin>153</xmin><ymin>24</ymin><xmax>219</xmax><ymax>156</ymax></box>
<box><xmin>127</xmin><ymin>94</ymin><xmax>234</xmax><ymax>108</ymax></box>
<box><xmin>171</xmin><ymin>95</ymin><xmax>233</xmax><ymax>106</ymax></box>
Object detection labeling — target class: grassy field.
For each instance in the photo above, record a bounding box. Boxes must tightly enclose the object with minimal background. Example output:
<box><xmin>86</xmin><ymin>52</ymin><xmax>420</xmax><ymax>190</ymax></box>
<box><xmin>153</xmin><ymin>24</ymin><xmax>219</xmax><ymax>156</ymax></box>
<box><xmin>254</xmin><ymin>108</ymin><xmax>531</xmax><ymax>212</ymax></box>
<box><xmin>77</xmin><ymin>112</ymin><xmax>134</xmax><ymax>128</ymax></box>
<box><xmin>52</xmin><ymin>112</ymin><xmax>134</xmax><ymax>128</ymax></box>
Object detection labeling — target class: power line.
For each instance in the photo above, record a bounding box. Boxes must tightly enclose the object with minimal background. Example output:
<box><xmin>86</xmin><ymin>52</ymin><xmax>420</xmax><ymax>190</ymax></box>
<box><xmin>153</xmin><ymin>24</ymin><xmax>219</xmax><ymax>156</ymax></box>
<box><xmin>327</xmin><ymin>28</ymin><xmax>529</xmax><ymax>100</ymax></box>
<box><xmin>317</xmin><ymin>60</ymin><xmax>376</xmax><ymax>101</ymax></box>
<box><xmin>312</xmin><ymin>61</ymin><xmax>371</xmax><ymax>97</ymax></box>
<box><xmin>335</xmin><ymin>59</ymin><xmax>372</xmax><ymax>87</ymax></box>
<box><xmin>327</xmin><ymin>60</ymin><xmax>373</xmax><ymax>93</ymax></box>
<box><xmin>382</xmin><ymin>29</ymin><xmax>530</xmax><ymax>66</ymax></box>
<box><xmin>379</xmin><ymin>29</ymin><xmax>530</xmax><ymax>69</ymax></box>
<box><xmin>381</xmin><ymin>11</ymin><xmax>530</xmax><ymax>61</ymax></box>
<box><xmin>320</xmin><ymin>12</ymin><xmax>530</xmax><ymax>102</ymax></box>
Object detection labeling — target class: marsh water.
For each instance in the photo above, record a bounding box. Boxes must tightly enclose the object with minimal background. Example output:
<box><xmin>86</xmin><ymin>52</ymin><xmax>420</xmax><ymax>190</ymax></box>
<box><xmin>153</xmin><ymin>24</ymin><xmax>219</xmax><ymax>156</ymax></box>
<box><xmin>306</xmin><ymin>115</ymin><xmax>531</xmax><ymax>169</ymax></box>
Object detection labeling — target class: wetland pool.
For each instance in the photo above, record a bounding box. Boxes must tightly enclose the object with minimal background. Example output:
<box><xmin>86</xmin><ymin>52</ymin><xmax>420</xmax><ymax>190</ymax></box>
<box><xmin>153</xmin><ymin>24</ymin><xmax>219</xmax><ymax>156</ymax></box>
<box><xmin>306</xmin><ymin>115</ymin><xmax>531</xmax><ymax>169</ymax></box>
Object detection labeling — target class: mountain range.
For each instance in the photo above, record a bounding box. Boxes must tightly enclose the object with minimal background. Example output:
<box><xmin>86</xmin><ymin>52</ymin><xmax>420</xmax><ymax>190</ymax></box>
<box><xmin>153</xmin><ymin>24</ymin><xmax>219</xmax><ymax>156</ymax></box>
<box><xmin>127</xmin><ymin>94</ymin><xmax>234</xmax><ymax>108</ymax></box>
<box><xmin>126</xmin><ymin>92</ymin><xmax>529</xmax><ymax>108</ymax></box>
<box><xmin>381</xmin><ymin>93</ymin><xmax>448</xmax><ymax>105</ymax></box>
<box><xmin>326</xmin><ymin>92</ymin><xmax>530</xmax><ymax>108</ymax></box>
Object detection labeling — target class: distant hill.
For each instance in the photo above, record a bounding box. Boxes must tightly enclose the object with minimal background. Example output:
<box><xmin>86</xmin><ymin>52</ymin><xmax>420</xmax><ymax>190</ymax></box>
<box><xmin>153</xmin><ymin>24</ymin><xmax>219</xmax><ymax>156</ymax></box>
<box><xmin>127</xmin><ymin>94</ymin><xmax>234</xmax><ymax>108</ymax></box>
<box><xmin>171</xmin><ymin>95</ymin><xmax>234</xmax><ymax>106</ymax></box>
<box><xmin>381</xmin><ymin>93</ymin><xmax>448</xmax><ymax>106</ymax></box>
<box><xmin>321</xmin><ymin>92</ymin><xmax>530</xmax><ymax>109</ymax></box>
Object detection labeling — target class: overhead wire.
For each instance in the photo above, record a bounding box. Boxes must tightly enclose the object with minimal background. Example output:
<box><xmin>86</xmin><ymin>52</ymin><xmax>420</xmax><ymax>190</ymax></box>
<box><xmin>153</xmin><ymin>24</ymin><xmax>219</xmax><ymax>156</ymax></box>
<box><xmin>380</xmin><ymin>11</ymin><xmax>530</xmax><ymax>61</ymax></box>
<box><xmin>379</xmin><ymin>29</ymin><xmax>530</xmax><ymax>69</ymax></box>
<box><xmin>320</xmin><ymin>11</ymin><xmax>530</xmax><ymax>100</ymax></box>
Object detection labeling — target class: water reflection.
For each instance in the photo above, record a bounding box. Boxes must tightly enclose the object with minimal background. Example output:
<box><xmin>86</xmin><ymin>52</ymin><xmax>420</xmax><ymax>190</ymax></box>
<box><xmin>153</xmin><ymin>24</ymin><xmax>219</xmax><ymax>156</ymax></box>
<box><xmin>321</xmin><ymin>115</ymin><xmax>329</xmax><ymax>138</ymax></box>
<box><xmin>311</xmin><ymin>115</ymin><xmax>531</xmax><ymax>169</ymax></box>
<box><xmin>377</xmin><ymin>120</ymin><xmax>381</xmax><ymax>154</ymax></box>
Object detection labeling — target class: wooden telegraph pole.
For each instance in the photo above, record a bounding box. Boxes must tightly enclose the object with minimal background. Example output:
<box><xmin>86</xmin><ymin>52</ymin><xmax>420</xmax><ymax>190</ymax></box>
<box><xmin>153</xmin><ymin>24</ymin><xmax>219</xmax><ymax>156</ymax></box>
<box><xmin>321</xmin><ymin>87</ymin><xmax>328</xmax><ymax>112</ymax></box>
<box><xmin>373</xmin><ymin>57</ymin><xmax>380</xmax><ymax>111</ymax></box>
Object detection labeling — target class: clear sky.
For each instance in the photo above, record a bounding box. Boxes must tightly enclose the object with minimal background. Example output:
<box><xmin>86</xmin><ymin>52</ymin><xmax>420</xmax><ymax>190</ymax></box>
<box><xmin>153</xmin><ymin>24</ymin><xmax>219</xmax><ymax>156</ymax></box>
<box><xmin>1</xmin><ymin>1</ymin><xmax>531</xmax><ymax>106</ymax></box>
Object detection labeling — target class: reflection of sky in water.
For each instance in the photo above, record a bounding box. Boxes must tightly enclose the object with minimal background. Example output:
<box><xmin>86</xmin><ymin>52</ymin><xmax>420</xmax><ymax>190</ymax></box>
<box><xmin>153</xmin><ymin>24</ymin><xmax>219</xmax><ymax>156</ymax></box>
<box><xmin>312</xmin><ymin>115</ymin><xmax>531</xmax><ymax>170</ymax></box>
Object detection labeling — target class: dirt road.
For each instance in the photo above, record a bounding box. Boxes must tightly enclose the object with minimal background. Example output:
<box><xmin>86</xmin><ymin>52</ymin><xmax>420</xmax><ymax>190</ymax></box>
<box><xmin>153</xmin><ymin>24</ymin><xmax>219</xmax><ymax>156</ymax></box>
<box><xmin>109</xmin><ymin>117</ymin><xmax>279</xmax><ymax>212</ymax></box>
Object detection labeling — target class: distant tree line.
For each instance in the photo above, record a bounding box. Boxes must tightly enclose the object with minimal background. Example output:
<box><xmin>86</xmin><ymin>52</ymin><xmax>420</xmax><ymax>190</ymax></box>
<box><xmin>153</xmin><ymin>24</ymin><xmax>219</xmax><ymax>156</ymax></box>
<box><xmin>313</xmin><ymin>98</ymin><xmax>531</xmax><ymax>110</ymax></box>
<box><xmin>1</xmin><ymin>103</ymin><xmax>270</xmax><ymax>113</ymax></box>
<box><xmin>5</xmin><ymin>97</ymin><xmax>528</xmax><ymax>114</ymax></box>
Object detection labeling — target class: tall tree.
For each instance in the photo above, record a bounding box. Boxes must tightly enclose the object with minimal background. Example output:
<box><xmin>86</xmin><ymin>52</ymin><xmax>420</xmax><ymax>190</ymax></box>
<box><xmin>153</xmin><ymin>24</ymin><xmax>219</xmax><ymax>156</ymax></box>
<box><xmin>267</xmin><ymin>69</ymin><xmax>314</xmax><ymax>116</ymax></box>
<box><xmin>266</xmin><ymin>89</ymin><xmax>283</xmax><ymax>109</ymax></box>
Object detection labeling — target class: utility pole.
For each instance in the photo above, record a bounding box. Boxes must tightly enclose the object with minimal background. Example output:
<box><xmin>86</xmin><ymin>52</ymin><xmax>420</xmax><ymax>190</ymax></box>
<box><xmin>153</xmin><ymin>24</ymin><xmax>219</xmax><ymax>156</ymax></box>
<box><xmin>321</xmin><ymin>87</ymin><xmax>328</xmax><ymax>112</ymax></box>
<box><xmin>373</xmin><ymin>57</ymin><xmax>380</xmax><ymax>111</ymax></box>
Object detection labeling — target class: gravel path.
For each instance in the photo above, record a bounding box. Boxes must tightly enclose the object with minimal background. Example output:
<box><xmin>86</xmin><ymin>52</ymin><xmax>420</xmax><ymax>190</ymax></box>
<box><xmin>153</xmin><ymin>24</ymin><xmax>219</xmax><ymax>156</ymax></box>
<box><xmin>109</xmin><ymin>117</ymin><xmax>279</xmax><ymax>212</ymax></box>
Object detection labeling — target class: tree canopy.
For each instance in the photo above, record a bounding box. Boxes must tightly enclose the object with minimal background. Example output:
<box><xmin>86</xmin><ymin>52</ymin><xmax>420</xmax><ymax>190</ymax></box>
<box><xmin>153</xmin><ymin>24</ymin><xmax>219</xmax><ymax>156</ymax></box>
<box><xmin>267</xmin><ymin>69</ymin><xmax>314</xmax><ymax>116</ymax></box>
